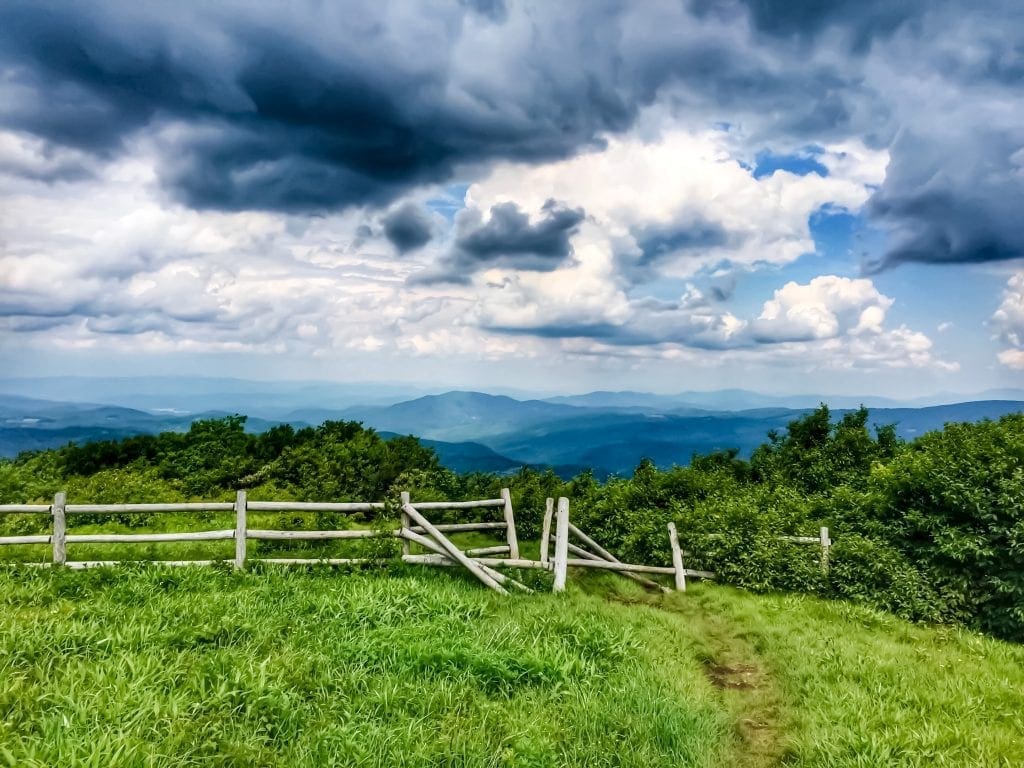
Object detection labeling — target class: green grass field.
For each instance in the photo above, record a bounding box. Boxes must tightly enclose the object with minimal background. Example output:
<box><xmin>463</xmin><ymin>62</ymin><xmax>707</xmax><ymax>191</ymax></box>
<box><xmin>1</xmin><ymin>564</ymin><xmax>1022</xmax><ymax>767</ymax></box>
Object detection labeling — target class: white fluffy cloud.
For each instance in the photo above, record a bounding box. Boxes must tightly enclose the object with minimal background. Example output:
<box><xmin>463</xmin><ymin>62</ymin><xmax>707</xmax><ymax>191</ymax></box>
<box><xmin>0</xmin><ymin>124</ymin><xmax>954</xmax><ymax>379</ymax></box>
<box><xmin>465</xmin><ymin>128</ymin><xmax>887</xmax><ymax>277</ymax></box>
<box><xmin>425</xmin><ymin>126</ymin><xmax>950</xmax><ymax>371</ymax></box>
<box><xmin>993</xmin><ymin>272</ymin><xmax>1024</xmax><ymax>369</ymax></box>
<box><xmin>749</xmin><ymin>276</ymin><xmax>891</xmax><ymax>343</ymax></box>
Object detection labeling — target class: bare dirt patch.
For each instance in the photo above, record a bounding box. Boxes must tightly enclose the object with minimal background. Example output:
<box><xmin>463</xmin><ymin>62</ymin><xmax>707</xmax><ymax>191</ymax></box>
<box><xmin>705</xmin><ymin>661</ymin><xmax>762</xmax><ymax>690</ymax></box>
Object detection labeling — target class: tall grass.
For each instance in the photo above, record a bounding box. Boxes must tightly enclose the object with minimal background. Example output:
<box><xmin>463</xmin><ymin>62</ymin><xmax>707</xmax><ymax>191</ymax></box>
<box><xmin>3</xmin><ymin>565</ymin><xmax>1023</xmax><ymax>766</ymax></box>
<box><xmin>0</xmin><ymin>565</ymin><xmax>726</xmax><ymax>767</ymax></box>
<box><xmin>590</xmin><ymin>575</ymin><xmax>1024</xmax><ymax>767</ymax></box>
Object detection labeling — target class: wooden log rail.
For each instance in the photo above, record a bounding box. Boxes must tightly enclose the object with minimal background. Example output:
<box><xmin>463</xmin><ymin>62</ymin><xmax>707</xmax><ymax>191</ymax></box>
<box><xmin>545</xmin><ymin>498</ymin><xmax>720</xmax><ymax>593</ymax></box>
<box><xmin>692</xmin><ymin>528</ymin><xmax>832</xmax><ymax>575</ymax></box>
<box><xmin>0</xmin><ymin>493</ymin><xmax>830</xmax><ymax>587</ymax></box>
<box><xmin>0</xmin><ymin>490</ymin><xmax>524</xmax><ymax>572</ymax></box>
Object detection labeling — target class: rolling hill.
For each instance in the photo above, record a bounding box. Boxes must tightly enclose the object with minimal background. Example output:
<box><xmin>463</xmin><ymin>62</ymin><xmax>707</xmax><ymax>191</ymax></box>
<box><xmin>2</xmin><ymin>389</ymin><xmax>1021</xmax><ymax>477</ymax></box>
<box><xmin>1</xmin><ymin>566</ymin><xmax>1022</xmax><ymax>767</ymax></box>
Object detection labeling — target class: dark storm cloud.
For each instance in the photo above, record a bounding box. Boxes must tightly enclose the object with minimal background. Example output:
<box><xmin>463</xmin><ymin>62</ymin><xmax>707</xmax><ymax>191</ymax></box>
<box><xmin>411</xmin><ymin>198</ymin><xmax>584</xmax><ymax>283</ymax></box>
<box><xmin>484</xmin><ymin>310</ymin><xmax>744</xmax><ymax>350</ymax></box>
<box><xmin>0</xmin><ymin>153</ymin><xmax>94</xmax><ymax>184</ymax></box>
<box><xmin>0</xmin><ymin>1</ymin><xmax>635</xmax><ymax>212</ymax></box>
<box><xmin>455</xmin><ymin>200</ymin><xmax>584</xmax><ymax>266</ymax></box>
<box><xmin>635</xmin><ymin>223</ymin><xmax>730</xmax><ymax>261</ymax></box>
<box><xmin>718</xmin><ymin>0</ymin><xmax>926</xmax><ymax>50</ymax></box>
<box><xmin>612</xmin><ymin>219</ymin><xmax>734</xmax><ymax>284</ymax></box>
<box><xmin>0</xmin><ymin>0</ymin><xmax>1021</xmax><ymax>274</ymax></box>
<box><xmin>481</xmin><ymin>291</ymin><xmax>749</xmax><ymax>350</ymax></box>
<box><xmin>486</xmin><ymin>321</ymin><xmax>624</xmax><ymax>340</ymax></box>
<box><xmin>382</xmin><ymin>203</ymin><xmax>434</xmax><ymax>254</ymax></box>
<box><xmin>460</xmin><ymin>0</ymin><xmax>508</xmax><ymax>22</ymax></box>
<box><xmin>715</xmin><ymin>0</ymin><xmax>1024</xmax><ymax>269</ymax></box>
<box><xmin>866</xmin><ymin>129</ymin><xmax>1024</xmax><ymax>270</ymax></box>
<box><xmin>0</xmin><ymin>0</ymin><xmax>880</xmax><ymax>214</ymax></box>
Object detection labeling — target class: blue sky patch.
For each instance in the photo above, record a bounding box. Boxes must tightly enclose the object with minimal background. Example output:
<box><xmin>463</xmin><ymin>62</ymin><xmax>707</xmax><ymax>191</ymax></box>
<box><xmin>426</xmin><ymin>184</ymin><xmax>470</xmax><ymax>222</ymax></box>
<box><xmin>753</xmin><ymin>148</ymin><xmax>829</xmax><ymax>180</ymax></box>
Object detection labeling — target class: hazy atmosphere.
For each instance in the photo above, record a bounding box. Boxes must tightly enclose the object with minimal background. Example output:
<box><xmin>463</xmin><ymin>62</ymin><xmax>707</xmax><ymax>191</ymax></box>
<box><xmin>2</xmin><ymin>0</ymin><xmax>1022</xmax><ymax>396</ymax></box>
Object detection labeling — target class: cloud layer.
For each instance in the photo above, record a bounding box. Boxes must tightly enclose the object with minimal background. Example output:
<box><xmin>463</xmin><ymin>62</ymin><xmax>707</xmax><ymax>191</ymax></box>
<box><xmin>994</xmin><ymin>273</ymin><xmax>1024</xmax><ymax>370</ymax></box>
<box><xmin>0</xmin><ymin>0</ymin><xmax>1020</xmax><ymax>271</ymax></box>
<box><xmin>1</xmin><ymin>0</ymin><xmax>1021</xmax><ymax>388</ymax></box>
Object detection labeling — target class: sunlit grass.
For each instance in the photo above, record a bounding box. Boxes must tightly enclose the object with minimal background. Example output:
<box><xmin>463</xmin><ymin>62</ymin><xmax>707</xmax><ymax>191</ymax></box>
<box><xmin>0</xmin><ymin>565</ymin><xmax>726</xmax><ymax>767</ymax></box>
<box><xmin>2</xmin><ymin>563</ymin><xmax>1023</xmax><ymax>766</ymax></box>
<box><xmin>591</xmin><ymin>575</ymin><xmax>1024</xmax><ymax>767</ymax></box>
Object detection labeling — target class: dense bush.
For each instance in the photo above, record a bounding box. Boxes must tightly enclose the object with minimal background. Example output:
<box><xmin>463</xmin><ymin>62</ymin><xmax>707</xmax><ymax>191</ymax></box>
<box><xmin>861</xmin><ymin>414</ymin><xmax>1024</xmax><ymax>638</ymax></box>
<box><xmin>1</xmin><ymin>407</ymin><xmax>1021</xmax><ymax>641</ymax></box>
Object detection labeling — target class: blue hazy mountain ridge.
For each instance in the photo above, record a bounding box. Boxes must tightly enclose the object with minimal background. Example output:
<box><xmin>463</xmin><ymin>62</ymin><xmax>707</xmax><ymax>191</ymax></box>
<box><xmin>0</xmin><ymin>395</ymin><xmax>286</xmax><ymax>457</ymax></box>
<box><xmin>543</xmin><ymin>388</ymin><xmax>1024</xmax><ymax>410</ymax></box>
<box><xmin>0</xmin><ymin>377</ymin><xmax>441</xmax><ymax>415</ymax></box>
<box><xmin>333</xmin><ymin>391</ymin><xmax>593</xmax><ymax>443</ymax></box>
<box><xmin>474</xmin><ymin>401</ymin><xmax>1024</xmax><ymax>472</ymax></box>
<box><xmin>2</xmin><ymin>376</ymin><xmax>1023</xmax><ymax>415</ymax></box>
<box><xmin>1</xmin><ymin>390</ymin><xmax>1022</xmax><ymax>475</ymax></box>
<box><xmin>374</xmin><ymin>432</ymin><xmax>590</xmax><ymax>477</ymax></box>
<box><xmin>543</xmin><ymin>389</ymin><xmax>907</xmax><ymax>410</ymax></box>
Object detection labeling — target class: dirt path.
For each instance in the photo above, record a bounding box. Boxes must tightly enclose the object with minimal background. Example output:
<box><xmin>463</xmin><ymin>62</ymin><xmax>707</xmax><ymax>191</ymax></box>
<box><xmin>689</xmin><ymin>606</ymin><xmax>787</xmax><ymax>767</ymax></box>
<box><xmin>604</xmin><ymin>584</ymin><xmax>788</xmax><ymax>768</ymax></box>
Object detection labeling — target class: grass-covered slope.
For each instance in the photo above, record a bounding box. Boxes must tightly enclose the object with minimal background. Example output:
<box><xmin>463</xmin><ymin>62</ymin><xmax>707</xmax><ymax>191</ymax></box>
<box><xmin>2</xmin><ymin>566</ymin><xmax>1022</xmax><ymax>767</ymax></box>
<box><xmin>0</xmin><ymin>566</ymin><xmax>727</xmax><ymax>768</ymax></box>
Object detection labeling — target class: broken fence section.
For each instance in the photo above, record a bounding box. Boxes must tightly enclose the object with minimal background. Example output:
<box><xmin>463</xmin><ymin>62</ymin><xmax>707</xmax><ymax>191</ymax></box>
<box><xmin>0</xmin><ymin>492</ymin><xmax>827</xmax><ymax>593</ymax></box>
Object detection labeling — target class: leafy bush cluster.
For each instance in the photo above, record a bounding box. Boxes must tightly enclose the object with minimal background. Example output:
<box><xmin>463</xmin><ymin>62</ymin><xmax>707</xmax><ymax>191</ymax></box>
<box><xmin>564</xmin><ymin>408</ymin><xmax>1022</xmax><ymax>640</ymax></box>
<box><xmin>1</xmin><ymin>407</ymin><xmax>1021</xmax><ymax>640</ymax></box>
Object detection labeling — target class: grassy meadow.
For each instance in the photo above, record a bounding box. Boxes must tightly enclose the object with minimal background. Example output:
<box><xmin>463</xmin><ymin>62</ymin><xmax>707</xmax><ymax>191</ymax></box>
<box><xmin>1</xmin><ymin>564</ymin><xmax>1022</xmax><ymax>767</ymax></box>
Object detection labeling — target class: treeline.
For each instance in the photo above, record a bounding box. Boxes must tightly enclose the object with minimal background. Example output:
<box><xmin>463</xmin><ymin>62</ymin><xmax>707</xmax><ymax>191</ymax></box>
<box><xmin>1</xmin><ymin>408</ymin><xmax>1021</xmax><ymax>641</ymax></box>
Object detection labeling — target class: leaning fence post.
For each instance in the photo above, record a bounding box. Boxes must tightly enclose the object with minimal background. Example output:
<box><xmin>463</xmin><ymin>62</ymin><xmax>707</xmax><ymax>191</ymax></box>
<box><xmin>667</xmin><ymin>522</ymin><xmax>686</xmax><ymax>592</ymax></box>
<box><xmin>401</xmin><ymin>503</ymin><xmax>508</xmax><ymax>595</ymax></box>
<box><xmin>500</xmin><ymin>488</ymin><xmax>520</xmax><ymax>560</ymax></box>
<box><xmin>540</xmin><ymin>497</ymin><xmax>554</xmax><ymax>566</ymax></box>
<box><xmin>52</xmin><ymin>491</ymin><xmax>66</xmax><ymax>566</ymax></box>
<box><xmin>400</xmin><ymin>492</ymin><xmax>411</xmax><ymax>558</ymax></box>
<box><xmin>820</xmin><ymin>526</ymin><xmax>831</xmax><ymax>575</ymax></box>
<box><xmin>552</xmin><ymin>497</ymin><xmax>570</xmax><ymax>592</ymax></box>
<box><xmin>234</xmin><ymin>490</ymin><xmax>247</xmax><ymax>569</ymax></box>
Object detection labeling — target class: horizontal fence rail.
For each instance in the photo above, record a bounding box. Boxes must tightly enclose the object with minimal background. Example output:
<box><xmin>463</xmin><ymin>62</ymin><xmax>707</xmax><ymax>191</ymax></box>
<box><xmin>68</xmin><ymin>503</ymin><xmax>235</xmax><ymax>514</ymax></box>
<box><xmin>245</xmin><ymin>529</ymin><xmax>396</xmax><ymax>541</ymax></box>
<box><xmin>0</xmin><ymin>492</ymin><xmax>833</xmax><ymax>593</ymax></box>
<box><xmin>0</xmin><ymin>504</ymin><xmax>50</xmax><ymax>514</ymax></box>
<box><xmin>0</xmin><ymin>491</ymin><xmax>523</xmax><ymax>572</ymax></box>
<box><xmin>67</xmin><ymin>531</ymin><xmax>234</xmax><ymax>543</ymax></box>
<box><xmin>409</xmin><ymin>499</ymin><xmax>505</xmax><ymax>509</ymax></box>
<box><xmin>246</xmin><ymin>501</ymin><xmax>386</xmax><ymax>512</ymax></box>
<box><xmin>0</xmin><ymin>535</ymin><xmax>50</xmax><ymax>545</ymax></box>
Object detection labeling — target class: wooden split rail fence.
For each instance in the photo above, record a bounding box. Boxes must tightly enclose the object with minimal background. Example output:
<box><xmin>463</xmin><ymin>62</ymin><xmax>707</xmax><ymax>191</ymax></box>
<box><xmin>0</xmin><ymin>492</ymin><xmax>830</xmax><ymax>592</ymax></box>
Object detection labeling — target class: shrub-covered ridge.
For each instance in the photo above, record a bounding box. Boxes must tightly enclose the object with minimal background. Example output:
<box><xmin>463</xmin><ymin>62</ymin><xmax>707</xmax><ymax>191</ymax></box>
<box><xmin>1</xmin><ymin>407</ymin><xmax>1021</xmax><ymax>640</ymax></box>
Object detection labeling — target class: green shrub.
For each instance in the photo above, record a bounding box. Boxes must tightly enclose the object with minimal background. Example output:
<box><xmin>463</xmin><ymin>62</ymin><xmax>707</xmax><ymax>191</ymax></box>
<box><xmin>827</xmin><ymin>534</ymin><xmax>944</xmax><ymax>623</ymax></box>
<box><xmin>863</xmin><ymin>414</ymin><xmax>1024</xmax><ymax>640</ymax></box>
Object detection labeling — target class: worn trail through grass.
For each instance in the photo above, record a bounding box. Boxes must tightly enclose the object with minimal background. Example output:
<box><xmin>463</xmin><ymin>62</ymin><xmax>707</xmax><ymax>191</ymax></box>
<box><xmin>598</xmin><ymin>574</ymin><xmax>1024</xmax><ymax>768</ymax></box>
<box><xmin>2</xmin><ymin>564</ymin><xmax>1023</xmax><ymax>767</ymax></box>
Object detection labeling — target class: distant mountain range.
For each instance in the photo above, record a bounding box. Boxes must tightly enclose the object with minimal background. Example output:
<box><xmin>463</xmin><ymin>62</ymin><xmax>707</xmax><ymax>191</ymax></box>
<box><xmin>339</xmin><ymin>393</ymin><xmax>1024</xmax><ymax>473</ymax></box>
<box><xmin>2</xmin><ymin>376</ymin><xmax>1022</xmax><ymax>414</ymax></box>
<box><xmin>2</xmin><ymin>382</ymin><xmax>1022</xmax><ymax>477</ymax></box>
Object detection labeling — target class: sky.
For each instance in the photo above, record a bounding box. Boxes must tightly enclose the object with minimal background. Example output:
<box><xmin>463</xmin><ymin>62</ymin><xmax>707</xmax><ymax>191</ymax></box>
<box><xmin>1</xmin><ymin>0</ymin><xmax>1022</xmax><ymax>397</ymax></box>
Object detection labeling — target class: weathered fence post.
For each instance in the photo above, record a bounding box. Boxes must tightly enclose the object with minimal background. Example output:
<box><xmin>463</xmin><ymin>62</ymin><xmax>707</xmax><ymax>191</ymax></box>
<box><xmin>540</xmin><ymin>497</ymin><xmax>554</xmax><ymax>567</ymax></box>
<box><xmin>501</xmin><ymin>488</ymin><xmax>520</xmax><ymax>560</ymax></box>
<box><xmin>234</xmin><ymin>490</ymin><xmax>247</xmax><ymax>569</ymax></box>
<box><xmin>52</xmin><ymin>491</ymin><xmax>66</xmax><ymax>566</ymax></box>
<box><xmin>552</xmin><ymin>497</ymin><xmax>570</xmax><ymax>592</ymax></box>
<box><xmin>820</xmin><ymin>526</ymin><xmax>831</xmax><ymax>575</ymax></box>
<box><xmin>400</xmin><ymin>491</ymin><xmax>411</xmax><ymax>558</ymax></box>
<box><xmin>667</xmin><ymin>522</ymin><xmax>686</xmax><ymax>592</ymax></box>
